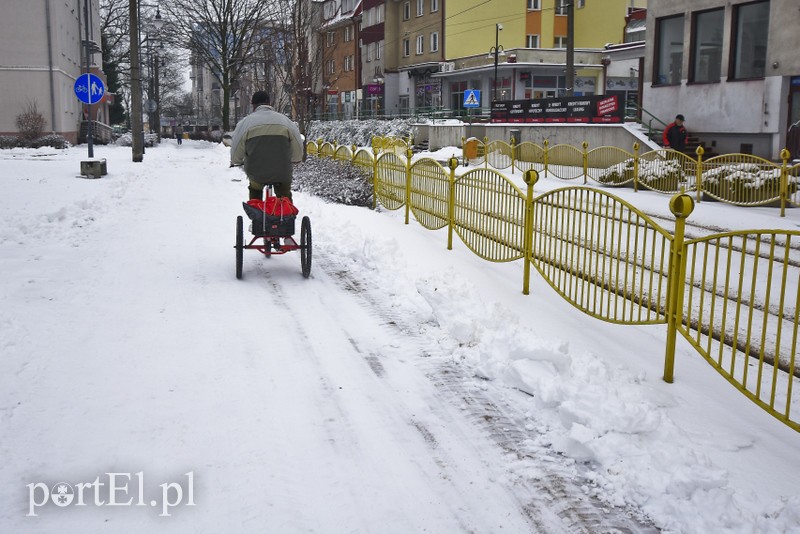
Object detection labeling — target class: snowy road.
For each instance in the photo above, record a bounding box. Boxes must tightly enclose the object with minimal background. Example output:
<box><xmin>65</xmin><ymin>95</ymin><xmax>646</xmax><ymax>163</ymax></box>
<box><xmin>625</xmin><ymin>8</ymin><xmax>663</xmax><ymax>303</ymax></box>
<box><xmin>2</xmin><ymin>142</ymin><xmax>799</xmax><ymax>533</ymax></box>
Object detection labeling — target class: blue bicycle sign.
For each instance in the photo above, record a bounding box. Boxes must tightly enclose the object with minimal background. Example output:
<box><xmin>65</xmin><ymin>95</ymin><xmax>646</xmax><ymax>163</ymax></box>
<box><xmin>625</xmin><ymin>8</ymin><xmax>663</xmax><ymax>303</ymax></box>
<box><xmin>74</xmin><ymin>74</ymin><xmax>105</xmax><ymax>105</ymax></box>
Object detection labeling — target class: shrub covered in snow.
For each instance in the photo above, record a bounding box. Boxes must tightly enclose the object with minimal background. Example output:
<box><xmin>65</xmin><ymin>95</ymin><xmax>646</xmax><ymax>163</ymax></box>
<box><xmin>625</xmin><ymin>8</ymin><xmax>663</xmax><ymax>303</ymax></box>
<box><xmin>0</xmin><ymin>135</ymin><xmax>21</xmax><ymax>149</ymax></box>
<box><xmin>306</xmin><ymin>118</ymin><xmax>417</xmax><ymax>147</ymax></box>
<box><xmin>30</xmin><ymin>134</ymin><xmax>70</xmax><ymax>149</ymax></box>
<box><xmin>294</xmin><ymin>157</ymin><xmax>373</xmax><ymax>208</ymax></box>
<box><xmin>114</xmin><ymin>132</ymin><xmax>160</xmax><ymax>147</ymax></box>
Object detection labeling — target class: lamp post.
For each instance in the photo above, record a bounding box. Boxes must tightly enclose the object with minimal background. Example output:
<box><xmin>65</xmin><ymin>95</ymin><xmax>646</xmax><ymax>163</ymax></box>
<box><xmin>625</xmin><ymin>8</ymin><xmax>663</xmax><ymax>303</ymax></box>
<box><xmin>489</xmin><ymin>23</ymin><xmax>504</xmax><ymax>103</ymax></box>
<box><xmin>129</xmin><ymin>0</ymin><xmax>143</xmax><ymax>162</ymax></box>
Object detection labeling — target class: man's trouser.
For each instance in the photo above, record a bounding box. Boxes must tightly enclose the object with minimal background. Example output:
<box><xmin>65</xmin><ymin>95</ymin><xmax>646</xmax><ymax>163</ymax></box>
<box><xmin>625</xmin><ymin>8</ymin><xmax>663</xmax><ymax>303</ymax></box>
<box><xmin>249</xmin><ymin>179</ymin><xmax>292</xmax><ymax>201</ymax></box>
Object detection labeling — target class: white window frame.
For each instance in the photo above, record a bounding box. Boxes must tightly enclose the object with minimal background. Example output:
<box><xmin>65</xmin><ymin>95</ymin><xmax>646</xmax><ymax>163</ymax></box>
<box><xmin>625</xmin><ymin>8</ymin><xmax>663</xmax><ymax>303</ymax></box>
<box><xmin>431</xmin><ymin>0</ymin><xmax>439</xmax><ymax>13</ymax></box>
<box><xmin>326</xmin><ymin>31</ymin><xmax>335</xmax><ymax>47</ymax></box>
<box><xmin>416</xmin><ymin>0</ymin><xmax>424</xmax><ymax>17</ymax></box>
<box><xmin>377</xmin><ymin>4</ymin><xmax>384</xmax><ymax>23</ymax></box>
<box><xmin>577</xmin><ymin>0</ymin><xmax>585</xmax><ymax>8</ymax></box>
<box><xmin>430</xmin><ymin>31</ymin><xmax>439</xmax><ymax>53</ymax></box>
<box><xmin>367</xmin><ymin>42</ymin><xmax>374</xmax><ymax>62</ymax></box>
<box><xmin>556</xmin><ymin>0</ymin><xmax>567</xmax><ymax>16</ymax></box>
<box><xmin>527</xmin><ymin>0</ymin><xmax>541</xmax><ymax>10</ymax></box>
<box><xmin>554</xmin><ymin>36</ymin><xmax>567</xmax><ymax>48</ymax></box>
<box><xmin>526</xmin><ymin>34</ymin><xmax>540</xmax><ymax>48</ymax></box>
<box><xmin>376</xmin><ymin>40</ymin><xmax>383</xmax><ymax>59</ymax></box>
<box><xmin>403</xmin><ymin>1</ymin><xmax>410</xmax><ymax>20</ymax></box>
<box><xmin>326</xmin><ymin>59</ymin><xmax>336</xmax><ymax>74</ymax></box>
<box><xmin>416</xmin><ymin>34</ymin><xmax>424</xmax><ymax>55</ymax></box>
<box><xmin>344</xmin><ymin>26</ymin><xmax>353</xmax><ymax>42</ymax></box>
<box><xmin>403</xmin><ymin>38</ymin><xmax>410</xmax><ymax>57</ymax></box>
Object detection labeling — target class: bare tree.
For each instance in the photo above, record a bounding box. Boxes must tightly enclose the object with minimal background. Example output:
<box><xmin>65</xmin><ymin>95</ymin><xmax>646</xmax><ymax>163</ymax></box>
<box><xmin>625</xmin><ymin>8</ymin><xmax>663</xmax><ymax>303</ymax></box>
<box><xmin>160</xmin><ymin>0</ymin><xmax>278</xmax><ymax>131</ymax></box>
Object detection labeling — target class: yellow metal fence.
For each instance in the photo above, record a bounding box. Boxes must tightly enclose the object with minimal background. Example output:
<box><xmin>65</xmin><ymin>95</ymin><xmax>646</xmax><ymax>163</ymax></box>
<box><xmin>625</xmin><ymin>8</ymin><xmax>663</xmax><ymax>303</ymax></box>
<box><xmin>310</xmin><ymin>140</ymin><xmax>800</xmax><ymax>432</ymax></box>
<box><xmin>462</xmin><ymin>138</ymin><xmax>798</xmax><ymax>216</ymax></box>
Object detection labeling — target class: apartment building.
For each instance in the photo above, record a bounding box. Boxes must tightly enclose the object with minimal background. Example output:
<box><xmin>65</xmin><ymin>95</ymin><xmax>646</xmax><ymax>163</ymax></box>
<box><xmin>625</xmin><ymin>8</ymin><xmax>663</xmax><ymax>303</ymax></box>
<box><xmin>437</xmin><ymin>0</ymin><xmax>645</xmax><ymax>112</ymax></box>
<box><xmin>644</xmin><ymin>0</ymin><xmax>800</xmax><ymax>158</ymax></box>
<box><xmin>384</xmin><ymin>0</ymin><xmax>444</xmax><ymax>114</ymax></box>
<box><xmin>321</xmin><ymin>0</ymin><xmax>362</xmax><ymax>118</ymax></box>
<box><xmin>0</xmin><ymin>0</ymin><xmax>108</xmax><ymax>144</ymax></box>
<box><xmin>360</xmin><ymin>0</ymin><xmax>387</xmax><ymax>116</ymax></box>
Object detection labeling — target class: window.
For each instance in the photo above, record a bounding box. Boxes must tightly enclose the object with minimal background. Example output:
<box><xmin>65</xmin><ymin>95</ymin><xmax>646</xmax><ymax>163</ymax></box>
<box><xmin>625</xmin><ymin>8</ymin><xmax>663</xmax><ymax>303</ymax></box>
<box><xmin>376</xmin><ymin>40</ymin><xmax>383</xmax><ymax>59</ymax></box>
<box><xmin>526</xmin><ymin>34</ymin><xmax>539</xmax><ymax>48</ymax></box>
<box><xmin>416</xmin><ymin>0</ymin><xmax>424</xmax><ymax>17</ymax></box>
<box><xmin>377</xmin><ymin>4</ymin><xmax>384</xmax><ymax>23</ymax></box>
<box><xmin>556</xmin><ymin>0</ymin><xmax>567</xmax><ymax>16</ymax></box>
<box><xmin>367</xmin><ymin>42</ymin><xmax>374</xmax><ymax>62</ymax></box>
<box><xmin>344</xmin><ymin>25</ymin><xmax>353</xmax><ymax>42</ymax></box>
<box><xmin>577</xmin><ymin>0</ymin><xmax>585</xmax><ymax>8</ymax></box>
<box><xmin>342</xmin><ymin>0</ymin><xmax>355</xmax><ymax>13</ymax></box>
<box><xmin>527</xmin><ymin>0</ymin><xmax>540</xmax><ymax>9</ymax></box>
<box><xmin>326</xmin><ymin>31</ymin><xmax>335</xmax><ymax>47</ymax></box>
<box><xmin>416</xmin><ymin>35</ymin><xmax>424</xmax><ymax>55</ymax></box>
<box><xmin>554</xmin><ymin>36</ymin><xmax>567</xmax><ymax>49</ymax></box>
<box><xmin>326</xmin><ymin>59</ymin><xmax>336</xmax><ymax>74</ymax></box>
<box><xmin>731</xmin><ymin>0</ymin><xmax>769</xmax><ymax>80</ymax></box>
<box><xmin>655</xmin><ymin>15</ymin><xmax>684</xmax><ymax>85</ymax></box>
<box><xmin>430</xmin><ymin>32</ymin><xmax>439</xmax><ymax>52</ymax></box>
<box><xmin>344</xmin><ymin>55</ymin><xmax>354</xmax><ymax>71</ymax></box>
<box><xmin>431</xmin><ymin>0</ymin><xmax>438</xmax><ymax>13</ymax></box>
<box><xmin>364</xmin><ymin>9</ymin><xmax>372</xmax><ymax>27</ymax></box>
<box><xmin>403</xmin><ymin>1</ymin><xmax>410</xmax><ymax>20</ymax></box>
<box><xmin>691</xmin><ymin>9</ymin><xmax>723</xmax><ymax>83</ymax></box>
<box><xmin>403</xmin><ymin>38</ymin><xmax>410</xmax><ymax>57</ymax></box>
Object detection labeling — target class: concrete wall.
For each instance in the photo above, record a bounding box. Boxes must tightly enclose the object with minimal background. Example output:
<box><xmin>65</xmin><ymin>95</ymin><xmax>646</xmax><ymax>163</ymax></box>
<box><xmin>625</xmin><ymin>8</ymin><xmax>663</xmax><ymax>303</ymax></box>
<box><xmin>415</xmin><ymin>123</ymin><xmax>656</xmax><ymax>153</ymax></box>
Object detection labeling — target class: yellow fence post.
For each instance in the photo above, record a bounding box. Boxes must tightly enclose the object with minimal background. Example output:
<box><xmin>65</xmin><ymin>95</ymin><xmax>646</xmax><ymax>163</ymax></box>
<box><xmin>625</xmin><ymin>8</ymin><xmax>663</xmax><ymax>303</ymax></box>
<box><xmin>582</xmin><ymin>141</ymin><xmax>589</xmax><ymax>184</ymax></box>
<box><xmin>511</xmin><ymin>136</ymin><xmax>516</xmax><ymax>174</ymax></box>
<box><xmin>522</xmin><ymin>169</ymin><xmax>539</xmax><ymax>295</ymax></box>
<box><xmin>371</xmin><ymin>150</ymin><xmax>378</xmax><ymax>211</ymax></box>
<box><xmin>351</xmin><ymin>144</ymin><xmax>357</xmax><ymax>163</ymax></box>
<box><xmin>695</xmin><ymin>145</ymin><xmax>704</xmax><ymax>203</ymax></box>
<box><xmin>663</xmin><ymin>192</ymin><xmax>695</xmax><ymax>383</ymax></box>
<box><xmin>447</xmin><ymin>157</ymin><xmax>458</xmax><ymax>250</ymax></box>
<box><xmin>484</xmin><ymin>136</ymin><xmax>489</xmax><ymax>169</ymax></box>
<box><xmin>633</xmin><ymin>142</ymin><xmax>640</xmax><ymax>192</ymax></box>
<box><xmin>780</xmin><ymin>148</ymin><xmax>790</xmax><ymax>217</ymax></box>
<box><xmin>543</xmin><ymin>139</ymin><xmax>549</xmax><ymax>177</ymax></box>
<box><xmin>405</xmin><ymin>148</ymin><xmax>412</xmax><ymax>224</ymax></box>
<box><xmin>332</xmin><ymin>140</ymin><xmax>338</xmax><ymax>160</ymax></box>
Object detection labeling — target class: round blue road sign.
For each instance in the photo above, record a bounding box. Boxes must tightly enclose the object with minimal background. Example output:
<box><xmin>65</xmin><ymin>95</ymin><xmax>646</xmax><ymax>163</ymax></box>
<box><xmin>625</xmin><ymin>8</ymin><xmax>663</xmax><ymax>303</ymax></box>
<box><xmin>74</xmin><ymin>73</ymin><xmax>106</xmax><ymax>105</ymax></box>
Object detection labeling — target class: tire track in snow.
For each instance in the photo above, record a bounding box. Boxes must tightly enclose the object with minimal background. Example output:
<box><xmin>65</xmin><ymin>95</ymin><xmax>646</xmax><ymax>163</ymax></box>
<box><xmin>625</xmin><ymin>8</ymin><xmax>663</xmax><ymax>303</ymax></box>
<box><xmin>317</xmin><ymin>252</ymin><xmax>660</xmax><ymax>534</ymax></box>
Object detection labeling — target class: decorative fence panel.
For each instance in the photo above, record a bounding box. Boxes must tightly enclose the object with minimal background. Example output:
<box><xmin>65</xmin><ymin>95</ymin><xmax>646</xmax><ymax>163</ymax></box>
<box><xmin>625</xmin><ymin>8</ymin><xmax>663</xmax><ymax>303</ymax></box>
<box><xmin>700</xmin><ymin>154</ymin><xmax>784</xmax><ymax>206</ymax></box>
<box><xmin>334</xmin><ymin>145</ymin><xmax>353</xmax><ymax>161</ymax></box>
<box><xmin>680</xmin><ymin>231</ymin><xmax>800</xmax><ymax>431</ymax></box>
<box><xmin>532</xmin><ymin>187</ymin><xmax>672</xmax><ymax>324</ymax></box>
<box><xmin>485</xmin><ymin>140</ymin><xmax>514</xmax><ymax>170</ymax></box>
<box><xmin>587</xmin><ymin>147</ymin><xmax>636</xmax><ymax>187</ymax></box>
<box><xmin>409</xmin><ymin>158</ymin><xmax>450</xmax><ymax>231</ymax></box>
<box><xmin>546</xmin><ymin>144</ymin><xmax>584</xmax><ymax>180</ymax></box>
<box><xmin>788</xmin><ymin>162</ymin><xmax>800</xmax><ymax>208</ymax></box>
<box><xmin>515</xmin><ymin>142</ymin><xmax>546</xmax><ymax>173</ymax></box>
<box><xmin>374</xmin><ymin>152</ymin><xmax>407</xmax><ymax>211</ymax></box>
<box><xmin>452</xmin><ymin>168</ymin><xmax>526</xmax><ymax>262</ymax></box>
<box><xmin>637</xmin><ymin>150</ymin><xmax>696</xmax><ymax>194</ymax></box>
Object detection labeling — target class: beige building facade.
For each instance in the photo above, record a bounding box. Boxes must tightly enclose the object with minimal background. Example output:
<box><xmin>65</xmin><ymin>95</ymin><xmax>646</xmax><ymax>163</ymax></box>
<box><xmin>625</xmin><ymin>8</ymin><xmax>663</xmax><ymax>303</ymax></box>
<box><xmin>0</xmin><ymin>0</ymin><xmax>107</xmax><ymax>144</ymax></box>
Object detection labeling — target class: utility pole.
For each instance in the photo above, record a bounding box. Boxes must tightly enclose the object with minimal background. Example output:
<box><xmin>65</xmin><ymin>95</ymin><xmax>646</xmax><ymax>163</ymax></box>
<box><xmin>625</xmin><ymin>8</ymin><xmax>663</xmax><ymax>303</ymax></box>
<box><xmin>83</xmin><ymin>0</ymin><xmax>94</xmax><ymax>157</ymax></box>
<box><xmin>566</xmin><ymin>1</ymin><xmax>575</xmax><ymax>96</ymax></box>
<box><xmin>129</xmin><ymin>0</ymin><xmax>144</xmax><ymax>162</ymax></box>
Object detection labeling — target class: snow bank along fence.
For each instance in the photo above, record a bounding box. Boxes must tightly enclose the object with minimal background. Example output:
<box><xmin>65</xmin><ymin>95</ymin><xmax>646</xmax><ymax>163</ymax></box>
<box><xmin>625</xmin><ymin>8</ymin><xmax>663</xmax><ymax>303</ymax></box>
<box><xmin>307</xmin><ymin>139</ymin><xmax>800</xmax><ymax>433</ymax></box>
<box><xmin>460</xmin><ymin>137</ymin><xmax>800</xmax><ymax>217</ymax></box>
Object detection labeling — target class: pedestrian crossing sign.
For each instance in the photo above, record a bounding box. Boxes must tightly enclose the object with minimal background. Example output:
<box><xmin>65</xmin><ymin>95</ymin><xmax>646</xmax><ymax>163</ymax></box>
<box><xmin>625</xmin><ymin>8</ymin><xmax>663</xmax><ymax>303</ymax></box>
<box><xmin>463</xmin><ymin>90</ymin><xmax>481</xmax><ymax>108</ymax></box>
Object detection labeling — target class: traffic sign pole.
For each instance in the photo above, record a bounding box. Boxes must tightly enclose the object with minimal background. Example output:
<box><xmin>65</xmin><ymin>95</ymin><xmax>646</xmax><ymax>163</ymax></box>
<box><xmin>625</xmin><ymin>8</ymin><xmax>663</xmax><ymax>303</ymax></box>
<box><xmin>83</xmin><ymin>0</ymin><xmax>93</xmax><ymax>158</ymax></box>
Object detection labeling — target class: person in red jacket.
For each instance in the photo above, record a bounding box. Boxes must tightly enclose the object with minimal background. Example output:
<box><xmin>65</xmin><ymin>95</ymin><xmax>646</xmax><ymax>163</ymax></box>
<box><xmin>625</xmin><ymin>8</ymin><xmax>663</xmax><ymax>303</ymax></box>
<box><xmin>663</xmin><ymin>114</ymin><xmax>688</xmax><ymax>153</ymax></box>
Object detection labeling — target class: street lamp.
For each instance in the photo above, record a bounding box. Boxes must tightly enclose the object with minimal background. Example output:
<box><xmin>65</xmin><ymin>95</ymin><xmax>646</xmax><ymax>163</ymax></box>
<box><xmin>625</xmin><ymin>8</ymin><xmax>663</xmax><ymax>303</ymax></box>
<box><xmin>489</xmin><ymin>23</ymin><xmax>505</xmax><ymax>103</ymax></box>
<box><xmin>129</xmin><ymin>2</ymin><xmax>164</xmax><ymax>161</ymax></box>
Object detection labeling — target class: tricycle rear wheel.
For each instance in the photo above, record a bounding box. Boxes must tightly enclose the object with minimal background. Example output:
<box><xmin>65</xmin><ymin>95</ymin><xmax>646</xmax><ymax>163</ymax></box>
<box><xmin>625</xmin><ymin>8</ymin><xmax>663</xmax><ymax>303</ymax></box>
<box><xmin>235</xmin><ymin>216</ymin><xmax>244</xmax><ymax>279</ymax></box>
<box><xmin>300</xmin><ymin>216</ymin><xmax>312</xmax><ymax>278</ymax></box>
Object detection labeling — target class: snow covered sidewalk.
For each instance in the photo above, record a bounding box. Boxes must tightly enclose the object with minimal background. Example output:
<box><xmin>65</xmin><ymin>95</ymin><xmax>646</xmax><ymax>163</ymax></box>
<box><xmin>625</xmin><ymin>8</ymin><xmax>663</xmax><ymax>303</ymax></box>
<box><xmin>1</xmin><ymin>141</ymin><xmax>799</xmax><ymax>533</ymax></box>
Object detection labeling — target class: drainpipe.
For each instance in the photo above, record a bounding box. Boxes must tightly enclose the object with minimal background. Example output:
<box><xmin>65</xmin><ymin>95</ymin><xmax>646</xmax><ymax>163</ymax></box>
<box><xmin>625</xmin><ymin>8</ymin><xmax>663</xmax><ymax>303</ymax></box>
<box><xmin>45</xmin><ymin>0</ymin><xmax>57</xmax><ymax>134</ymax></box>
